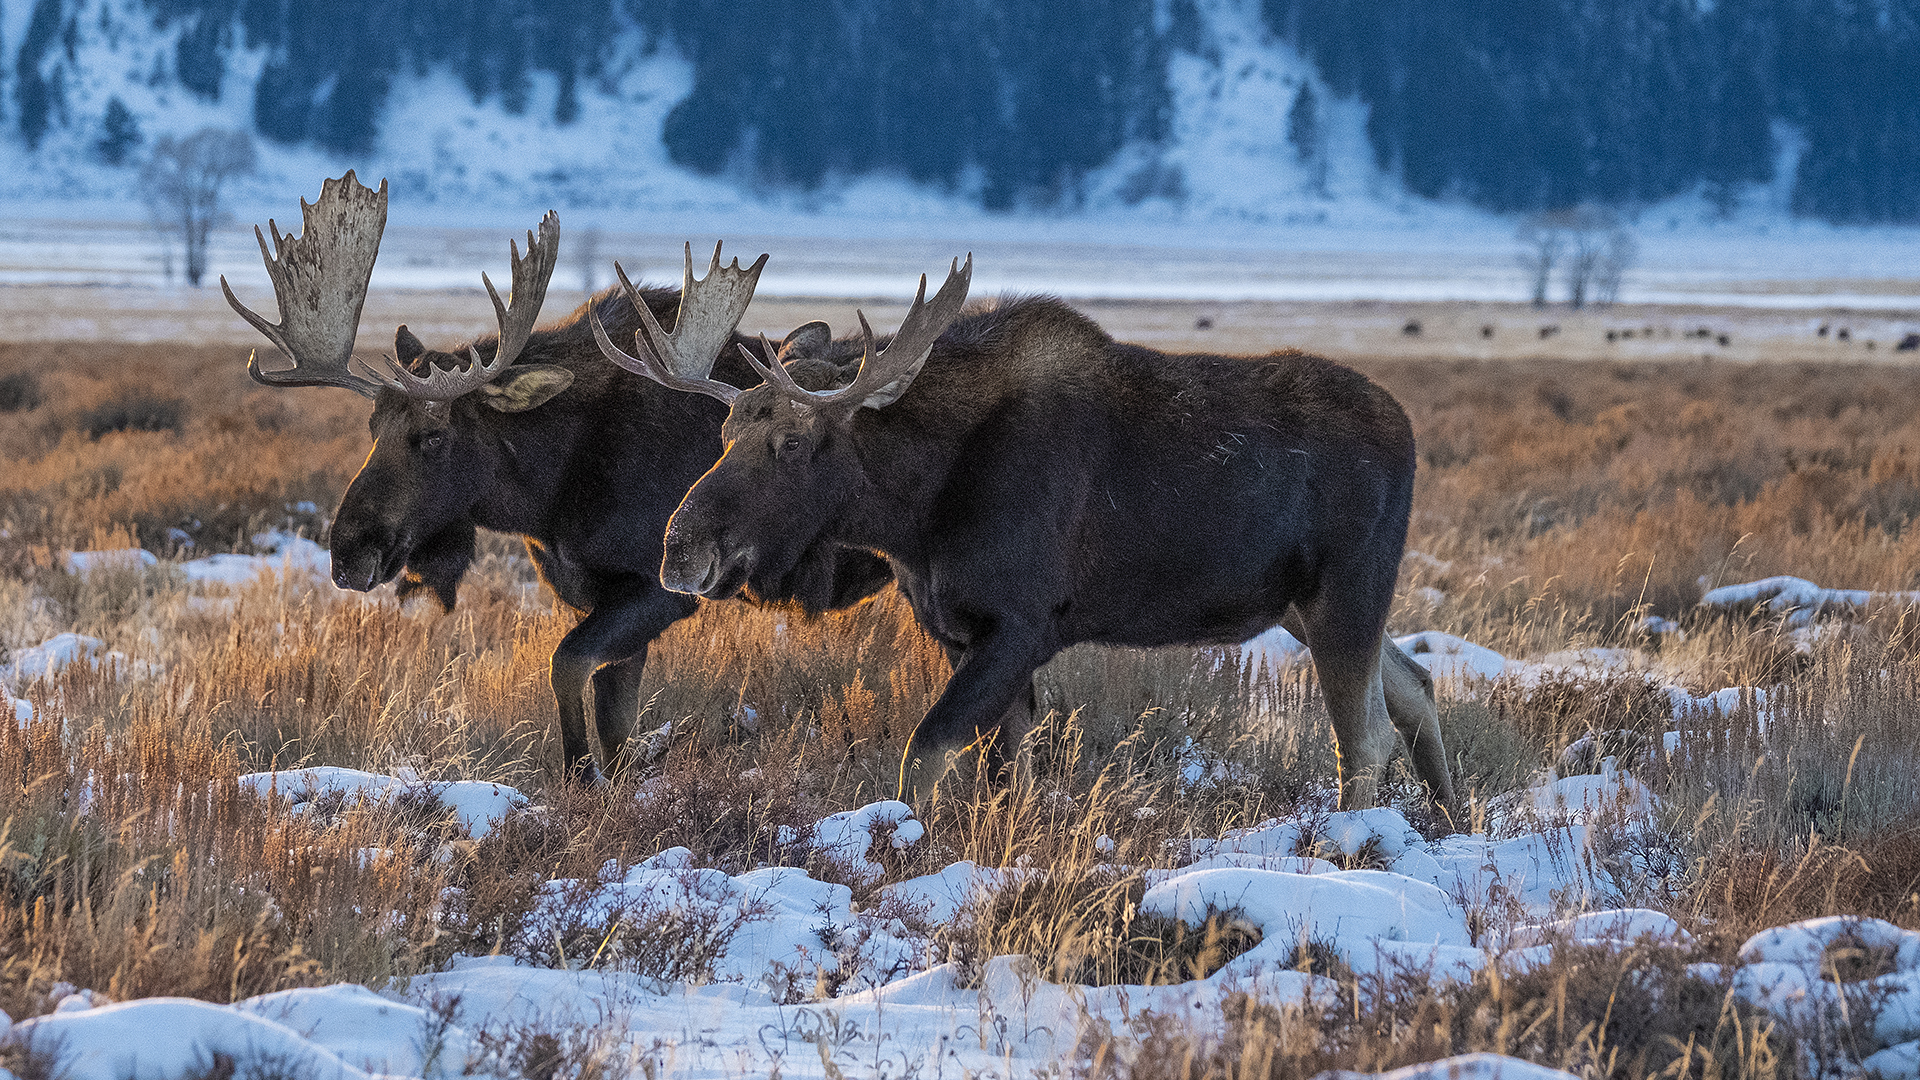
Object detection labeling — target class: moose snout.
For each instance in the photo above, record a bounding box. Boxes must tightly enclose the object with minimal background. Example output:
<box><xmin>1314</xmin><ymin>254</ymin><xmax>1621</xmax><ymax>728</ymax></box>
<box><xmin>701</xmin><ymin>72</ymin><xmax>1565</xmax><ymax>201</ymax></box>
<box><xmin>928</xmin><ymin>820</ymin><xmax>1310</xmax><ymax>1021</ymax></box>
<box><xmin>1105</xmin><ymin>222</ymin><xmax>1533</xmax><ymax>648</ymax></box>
<box><xmin>660</xmin><ymin>534</ymin><xmax>722</xmax><ymax>596</ymax></box>
<box><xmin>328</xmin><ymin>521</ymin><xmax>409</xmax><ymax>592</ymax></box>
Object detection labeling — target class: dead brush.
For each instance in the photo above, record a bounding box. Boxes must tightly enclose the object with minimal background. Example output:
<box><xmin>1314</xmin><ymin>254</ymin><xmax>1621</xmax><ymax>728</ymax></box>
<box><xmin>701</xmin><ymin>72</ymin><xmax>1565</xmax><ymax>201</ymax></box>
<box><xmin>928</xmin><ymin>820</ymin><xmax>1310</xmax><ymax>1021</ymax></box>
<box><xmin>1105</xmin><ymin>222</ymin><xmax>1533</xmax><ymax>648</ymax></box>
<box><xmin>1487</xmin><ymin>667</ymin><xmax>1674</xmax><ymax>763</ymax></box>
<box><xmin>0</xmin><ymin>701</ymin><xmax>455</xmax><ymax>1019</ymax></box>
<box><xmin>1652</xmin><ymin>645</ymin><xmax>1920</xmax><ymax>952</ymax></box>
<box><xmin>942</xmin><ymin>868</ymin><xmax>1261</xmax><ymax>990</ymax></box>
<box><xmin>1087</xmin><ymin>941</ymin><xmax>1787</xmax><ymax>1080</ymax></box>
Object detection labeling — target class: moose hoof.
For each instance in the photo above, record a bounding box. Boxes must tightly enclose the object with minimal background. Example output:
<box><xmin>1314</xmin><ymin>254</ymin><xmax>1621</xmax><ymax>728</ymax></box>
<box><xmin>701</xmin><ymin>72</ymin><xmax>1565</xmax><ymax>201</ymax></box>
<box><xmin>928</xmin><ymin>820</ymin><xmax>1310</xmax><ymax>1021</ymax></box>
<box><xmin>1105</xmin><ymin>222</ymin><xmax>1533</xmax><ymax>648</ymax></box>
<box><xmin>563</xmin><ymin>758</ymin><xmax>610</xmax><ymax>790</ymax></box>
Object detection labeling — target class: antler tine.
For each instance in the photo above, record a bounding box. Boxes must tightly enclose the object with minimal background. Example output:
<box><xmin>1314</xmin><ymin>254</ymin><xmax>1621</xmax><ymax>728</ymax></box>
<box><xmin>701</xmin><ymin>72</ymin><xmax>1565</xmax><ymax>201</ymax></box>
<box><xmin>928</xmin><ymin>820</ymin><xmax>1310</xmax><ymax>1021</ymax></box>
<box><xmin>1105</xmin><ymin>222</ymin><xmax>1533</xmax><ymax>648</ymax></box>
<box><xmin>817</xmin><ymin>254</ymin><xmax>971</xmax><ymax>408</ymax></box>
<box><xmin>589</xmin><ymin>260</ymin><xmax>741</xmax><ymax>406</ymax></box>
<box><xmin>736</xmin><ymin>333</ymin><xmax>811</xmax><ymax>397</ymax></box>
<box><xmin>222</xmin><ymin>172</ymin><xmax>390</xmax><ymax>398</ymax></box>
<box><xmin>385</xmin><ymin>210</ymin><xmax>561</xmax><ymax>402</ymax></box>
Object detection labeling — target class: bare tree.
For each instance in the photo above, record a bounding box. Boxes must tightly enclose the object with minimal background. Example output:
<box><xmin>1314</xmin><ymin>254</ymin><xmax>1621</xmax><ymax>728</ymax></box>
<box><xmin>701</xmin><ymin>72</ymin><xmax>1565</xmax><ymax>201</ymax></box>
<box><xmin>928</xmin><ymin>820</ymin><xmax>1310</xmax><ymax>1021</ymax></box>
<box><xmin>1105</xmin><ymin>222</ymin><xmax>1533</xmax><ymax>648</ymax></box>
<box><xmin>141</xmin><ymin>128</ymin><xmax>256</xmax><ymax>287</ymax></box>
<box><xmin>1518</xmin><ymin>205</ymin><xmax>1638</xmax><ymax>308</ymax></box>
<box><xmin>1516</xmin><ymin>213</ymin><xmax>1566</xmax><ymax>307</ymax></box>
<box><xmin>1592</xmin><ymin>227</ymin><xmax>1640</xmax><ymax>306</ymax></box>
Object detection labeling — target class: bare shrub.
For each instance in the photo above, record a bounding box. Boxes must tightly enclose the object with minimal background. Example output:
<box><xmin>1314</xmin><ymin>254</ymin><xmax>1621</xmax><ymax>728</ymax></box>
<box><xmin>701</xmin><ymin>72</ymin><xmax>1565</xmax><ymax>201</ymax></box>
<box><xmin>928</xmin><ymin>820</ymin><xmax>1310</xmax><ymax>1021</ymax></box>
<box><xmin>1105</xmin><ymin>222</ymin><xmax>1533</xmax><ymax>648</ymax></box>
<box><xmin>80</xmin><ymin>389</ymin><xmax>186</xmax><ymax>438</ymax></box>
<box><xmin>0</xmin><ymin>373</ymin><xmax>43</xmax><ymax>413</ymax></box>
<box><xmin>1088</xmin><ymin>943</ymin><xmax>1787</xmax><ymax>1080</ymax></box>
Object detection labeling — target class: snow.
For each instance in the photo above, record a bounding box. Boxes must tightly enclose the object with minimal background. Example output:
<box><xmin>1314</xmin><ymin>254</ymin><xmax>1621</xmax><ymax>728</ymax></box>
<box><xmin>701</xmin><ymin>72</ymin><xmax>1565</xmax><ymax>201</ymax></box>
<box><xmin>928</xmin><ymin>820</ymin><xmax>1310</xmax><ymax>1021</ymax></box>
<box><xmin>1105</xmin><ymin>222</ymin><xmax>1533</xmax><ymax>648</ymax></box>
<box><xmin>15</xmin><ymin>553</ymin><xmax>1920</xmax><ymax>1075</ymax></box>
<box><xmin>5</xmin><ymin>997</ymin><xmax>389</xmax><ymax>1080</ymax></box>
<box><xmin>1239</xmin><ymin>624</ymin><xmax>1308</xmax><ymax>673</ymax></box>
<box><xmin>1319</xmin><ymin>1054</ymin><xmax>1582</xmax><ymax>1080</ymax></box>
<box><xmin>810</xmin><ymin>799</ymin><xmax>924</xmax><ymax>885</ymax></box>
<box><xmin>176</xmin><ymin>530</ymin><xmax>331</xmax><ymax>589</ymax></box>
<box><xmin>1395</xmin><ymin>631</ymin><xmax>1513</xmax><ymax>682</ymax></box>
<box><xmin>2</xmin><ymin>0</ymin><xmax>1918</xmax><ymax>314</ymax></box>
<box><xmin>1732</xmin><ymin>918</ymin><xmax>1920</xmax><ymax>1068</ymax></box>
<box><xmin>1699</xmin><ymin>575</ymin><xmax>1920</xmax><ymax>628</ymax></box>
<box><xmin>62</xmin><ymin>547</ymin><xmax>156</xmax><ymax>574</ymax></box>
<box><xmin>0</xmin><ymin>631</ymin><xmax>154</xmax><ymax>687</ymax></box>
<box><xmin>239</xmin><ymin>766</ymin><xmax>528</xmax><ymax>841</ymax></box>
<box><xmin>13</xmin><ymin>770</ymin><xmax>1920</xmax><ymax>1078</ymax></box>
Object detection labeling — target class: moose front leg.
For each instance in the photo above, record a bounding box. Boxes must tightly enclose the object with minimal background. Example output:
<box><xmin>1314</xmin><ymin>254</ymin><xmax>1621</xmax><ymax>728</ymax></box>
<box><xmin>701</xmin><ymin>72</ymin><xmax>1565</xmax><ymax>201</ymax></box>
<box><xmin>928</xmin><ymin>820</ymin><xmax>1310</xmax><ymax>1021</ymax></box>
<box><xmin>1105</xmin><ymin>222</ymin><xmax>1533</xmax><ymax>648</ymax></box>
<box><xmin>549</xmin><ymin>581</ymin><xmax>698</xmax><ymax>785</ymax></box>
<box><xmin>897</xmin><ymin>622</ymin><xmax>1050</xmax><ymax>807</ymax></box>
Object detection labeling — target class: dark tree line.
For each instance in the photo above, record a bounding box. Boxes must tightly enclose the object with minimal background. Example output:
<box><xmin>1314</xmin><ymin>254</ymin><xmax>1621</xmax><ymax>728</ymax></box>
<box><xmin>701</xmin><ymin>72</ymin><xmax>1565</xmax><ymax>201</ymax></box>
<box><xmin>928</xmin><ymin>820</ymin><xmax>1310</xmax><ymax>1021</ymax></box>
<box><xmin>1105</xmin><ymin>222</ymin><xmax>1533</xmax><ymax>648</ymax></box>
<box><xmin>1262</xmin><ymin>0</ymin><xmax>1920</xmax><ymax>223</ymax></box>
<box><xmin>651</xmin><ymin>0</ymin><xmax>1176</xmax><ymax>208</ymax></box>
<box><xmin>9</xmin><ymin>0</ymin><xmax>1919</xmax><ymax>221</ymax></box>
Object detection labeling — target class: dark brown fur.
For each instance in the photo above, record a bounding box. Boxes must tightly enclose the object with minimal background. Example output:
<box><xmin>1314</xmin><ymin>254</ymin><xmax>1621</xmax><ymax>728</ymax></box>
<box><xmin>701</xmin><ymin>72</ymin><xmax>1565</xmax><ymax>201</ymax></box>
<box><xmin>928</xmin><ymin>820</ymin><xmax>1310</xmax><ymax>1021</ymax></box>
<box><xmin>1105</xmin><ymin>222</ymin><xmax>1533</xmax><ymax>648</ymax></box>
<box><xmin>328</xmin><ymin>290</ymin><xmax>888</xmax><ymax>783</ymax></box>
<box><xmin>661</xmin><ymin>296</ymin><xmax>1453</xmax><ymax>808</ymax></box>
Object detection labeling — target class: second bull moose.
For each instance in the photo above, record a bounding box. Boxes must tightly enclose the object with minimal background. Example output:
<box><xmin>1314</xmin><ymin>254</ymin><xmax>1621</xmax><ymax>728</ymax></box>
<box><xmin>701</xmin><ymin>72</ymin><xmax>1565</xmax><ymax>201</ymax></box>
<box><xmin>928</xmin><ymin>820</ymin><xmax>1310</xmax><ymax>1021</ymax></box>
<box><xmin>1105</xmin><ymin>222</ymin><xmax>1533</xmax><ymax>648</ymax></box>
<box><xmin>223</xmin><ymin>173</ymin><xmax>890</xmax><ymax>784</ymax></box>
<box><xmin>599</xmin><ymin>258</ymin><xmax>1456</xmax><ymax>815</ymax></box>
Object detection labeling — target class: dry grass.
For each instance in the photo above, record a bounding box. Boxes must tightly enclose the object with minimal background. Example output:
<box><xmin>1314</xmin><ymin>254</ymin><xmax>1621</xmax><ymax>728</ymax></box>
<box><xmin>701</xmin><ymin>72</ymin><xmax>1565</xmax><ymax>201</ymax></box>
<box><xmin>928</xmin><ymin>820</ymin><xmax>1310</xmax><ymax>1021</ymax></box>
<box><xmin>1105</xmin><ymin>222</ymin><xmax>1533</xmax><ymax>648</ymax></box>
<box><xmin>2</xmin><ymin>339</ymin><xmax>1920</xmax><ymax>1077</ymax></box>
<box><xmin>1087</xmin><ymin>943</ymin><xmax>1788</xmax><ymax>1080</ymax></box>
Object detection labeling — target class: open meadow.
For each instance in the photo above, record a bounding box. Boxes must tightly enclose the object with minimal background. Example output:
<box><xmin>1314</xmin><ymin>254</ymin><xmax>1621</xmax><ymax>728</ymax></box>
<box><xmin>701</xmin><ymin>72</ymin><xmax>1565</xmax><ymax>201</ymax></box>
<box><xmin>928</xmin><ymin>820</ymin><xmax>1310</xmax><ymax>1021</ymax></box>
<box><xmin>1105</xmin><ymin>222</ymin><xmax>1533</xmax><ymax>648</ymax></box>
<box><xmin>1</xmin><ymin>288</ymin><xmax>1919</xmax><ymax>1080</ymax></box>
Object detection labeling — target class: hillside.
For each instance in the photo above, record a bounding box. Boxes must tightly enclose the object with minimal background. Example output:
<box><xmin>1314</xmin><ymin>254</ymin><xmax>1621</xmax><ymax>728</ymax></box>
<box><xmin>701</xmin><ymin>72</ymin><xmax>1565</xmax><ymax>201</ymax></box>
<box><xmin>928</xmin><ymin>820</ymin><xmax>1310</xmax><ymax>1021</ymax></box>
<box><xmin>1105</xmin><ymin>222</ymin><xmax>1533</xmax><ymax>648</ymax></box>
<box><xmin>2</xmin><ymin>0</ymin><xmax>1915</xmax><ymax>224</ymax></box>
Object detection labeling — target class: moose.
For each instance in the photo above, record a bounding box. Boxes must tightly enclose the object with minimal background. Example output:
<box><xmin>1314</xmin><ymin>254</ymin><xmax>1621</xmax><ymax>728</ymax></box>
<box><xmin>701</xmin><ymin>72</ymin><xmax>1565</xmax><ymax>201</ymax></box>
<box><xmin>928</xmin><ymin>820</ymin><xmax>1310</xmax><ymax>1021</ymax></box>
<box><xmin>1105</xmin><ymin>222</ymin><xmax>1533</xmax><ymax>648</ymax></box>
<box><xmin>597</xmin><ymin>259</ymin><xmax>1456</xmax><ymax>815</ymax></box>
<box><xmin>222</xmin><ymin>172</ymin><xmax>890</xmax><ymax>784</ymax></box>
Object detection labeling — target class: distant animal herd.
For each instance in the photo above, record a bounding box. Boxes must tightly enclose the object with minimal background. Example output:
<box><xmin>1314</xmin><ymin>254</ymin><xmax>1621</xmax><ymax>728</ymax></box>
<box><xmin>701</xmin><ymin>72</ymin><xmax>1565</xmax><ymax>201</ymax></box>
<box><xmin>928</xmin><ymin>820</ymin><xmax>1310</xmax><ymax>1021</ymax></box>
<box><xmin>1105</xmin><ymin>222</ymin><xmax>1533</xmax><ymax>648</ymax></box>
<box><xmin>224</xmin><ymin>173</ymin><xmax>1467</xmax><ymax>823</ymax></box>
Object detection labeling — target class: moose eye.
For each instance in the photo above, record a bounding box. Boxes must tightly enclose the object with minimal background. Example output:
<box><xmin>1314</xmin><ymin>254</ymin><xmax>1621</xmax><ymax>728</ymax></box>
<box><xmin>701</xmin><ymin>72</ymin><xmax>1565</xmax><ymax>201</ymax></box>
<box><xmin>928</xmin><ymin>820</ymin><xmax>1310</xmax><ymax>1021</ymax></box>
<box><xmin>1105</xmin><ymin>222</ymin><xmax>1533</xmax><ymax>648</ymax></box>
<box><xmin>779</xmin><ymin>434</ymin><xmax>804</xmax><ymax>457</ymax></box>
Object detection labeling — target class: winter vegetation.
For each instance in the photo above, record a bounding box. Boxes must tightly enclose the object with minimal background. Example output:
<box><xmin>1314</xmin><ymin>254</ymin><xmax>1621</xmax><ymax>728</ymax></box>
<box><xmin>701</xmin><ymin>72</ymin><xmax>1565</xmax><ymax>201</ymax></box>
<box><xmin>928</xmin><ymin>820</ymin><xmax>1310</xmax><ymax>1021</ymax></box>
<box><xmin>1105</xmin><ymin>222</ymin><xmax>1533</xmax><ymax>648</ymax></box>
<box><xmin>0</xmin><ymin>330</ymin><xmax>1918</xmax><ymax>1077</ymax></box>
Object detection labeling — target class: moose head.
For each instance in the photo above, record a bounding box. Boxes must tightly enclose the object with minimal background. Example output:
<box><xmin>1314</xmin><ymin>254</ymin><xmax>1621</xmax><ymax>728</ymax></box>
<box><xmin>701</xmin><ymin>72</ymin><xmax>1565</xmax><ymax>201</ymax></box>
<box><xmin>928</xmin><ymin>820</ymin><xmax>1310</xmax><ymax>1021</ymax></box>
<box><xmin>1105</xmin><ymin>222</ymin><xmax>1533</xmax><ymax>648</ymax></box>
<box><xmin>221</xmin><ymin>172</ymin><xmax>571</xmax><ymax>601</ymax></box>
<box><xmin>595</xmin><ymin>256</ymin><xmax>972</xmax><ymax>598</ymax></box>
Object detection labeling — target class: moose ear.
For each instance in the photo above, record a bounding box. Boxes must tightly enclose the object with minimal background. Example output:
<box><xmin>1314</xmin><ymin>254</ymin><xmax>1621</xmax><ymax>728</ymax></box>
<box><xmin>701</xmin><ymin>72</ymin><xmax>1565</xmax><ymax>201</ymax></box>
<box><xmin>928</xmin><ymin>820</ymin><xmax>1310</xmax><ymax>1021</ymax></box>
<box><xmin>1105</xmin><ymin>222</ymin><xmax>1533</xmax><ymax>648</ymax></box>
<box><xmin>480</xmin><ymin>364</ymin><xmax>574</xmax><ymax>412</ymax></box>
<box><xmin>777</xmin><ymin>320</ymin><xmax>833</xmax><ymax>360</ymax></box>
<box><xmin>395</xmin><ymin>324</ymin><xmax>427</xmax><ymax>366</ymax></box>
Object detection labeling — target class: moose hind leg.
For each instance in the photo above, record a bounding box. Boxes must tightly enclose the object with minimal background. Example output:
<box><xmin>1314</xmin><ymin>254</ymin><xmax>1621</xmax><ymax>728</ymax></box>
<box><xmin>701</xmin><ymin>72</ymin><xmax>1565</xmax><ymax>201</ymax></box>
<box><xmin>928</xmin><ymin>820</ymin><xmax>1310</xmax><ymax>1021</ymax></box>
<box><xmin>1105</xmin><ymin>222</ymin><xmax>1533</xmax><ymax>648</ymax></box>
<box><xmin>1308</xmin><ymin>638</ymin><xmax>1396</xmax><ymax>810</ymax></box>
<box><xmin>1380</xmin><ymin>636</ymin><xmax>1457</xmax><ymax>821</ymax></box>
<box><xmin>1282</xmin><ymin>608</ymin><xmax>1455</xmax><ymax>817</ymax></box>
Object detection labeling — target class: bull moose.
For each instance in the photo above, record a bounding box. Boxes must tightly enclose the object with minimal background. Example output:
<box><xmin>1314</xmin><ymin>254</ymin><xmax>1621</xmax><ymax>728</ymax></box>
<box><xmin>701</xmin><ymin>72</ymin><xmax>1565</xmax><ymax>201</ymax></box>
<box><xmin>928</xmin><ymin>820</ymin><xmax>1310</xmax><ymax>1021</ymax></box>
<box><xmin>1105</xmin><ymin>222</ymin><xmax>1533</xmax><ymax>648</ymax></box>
<box><xmin>222</xmin><ymin>172</ymin><xmax>890</xmax><ymax>783</ymax></box>
<box><xmin>596</xmin><ymin>258</ymin><xmax>1456</xmax><ymax>814</ymax></box>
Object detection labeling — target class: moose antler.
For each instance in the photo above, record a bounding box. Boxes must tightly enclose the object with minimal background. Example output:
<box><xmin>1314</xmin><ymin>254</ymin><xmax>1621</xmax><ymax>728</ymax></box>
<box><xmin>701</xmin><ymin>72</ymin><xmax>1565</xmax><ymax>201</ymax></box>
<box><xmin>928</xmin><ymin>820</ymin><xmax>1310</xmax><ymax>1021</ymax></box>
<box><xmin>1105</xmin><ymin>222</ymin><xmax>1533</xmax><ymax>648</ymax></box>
<box><xmin>740</xmin><ymin>255</ymin><xmax>971</xmax><ymax>411</ymax></box>
<box><xmin>378</xmin><ymin>211</ymin><xmax>561</xmax><ymax>401</ymax></box>
<box><xmin>591</xmin><ymin>242</ymin><xmax>769</xmax><ymax>406</ymax></box>
<box><xmin>221</xmin><ymin>171</ymin><xmax>391</xmax><ymax>398</ymax></box>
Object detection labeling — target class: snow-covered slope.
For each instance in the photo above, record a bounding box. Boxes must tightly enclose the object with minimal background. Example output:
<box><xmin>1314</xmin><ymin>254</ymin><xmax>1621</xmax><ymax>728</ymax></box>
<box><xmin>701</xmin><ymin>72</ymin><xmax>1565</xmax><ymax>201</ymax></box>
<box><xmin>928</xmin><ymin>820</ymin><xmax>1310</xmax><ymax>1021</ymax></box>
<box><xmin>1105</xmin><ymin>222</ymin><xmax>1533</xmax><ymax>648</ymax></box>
<box><xmin>1</xmin><ymin>0</ymin><xmax>1437</xmax><ymax>226</ymax></box>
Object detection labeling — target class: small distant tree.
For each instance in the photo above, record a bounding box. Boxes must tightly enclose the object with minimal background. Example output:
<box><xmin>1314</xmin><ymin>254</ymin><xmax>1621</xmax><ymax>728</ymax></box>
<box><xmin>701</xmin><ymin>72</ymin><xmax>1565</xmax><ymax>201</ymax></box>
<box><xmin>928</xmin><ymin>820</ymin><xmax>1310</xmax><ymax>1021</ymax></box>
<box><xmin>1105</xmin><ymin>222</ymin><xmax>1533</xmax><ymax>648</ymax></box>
<box><xmin>1592</xmin><ymin>227</ymin><xmax>1639</xmax><ymax>306</ymax></box>
<box><xmin>574</xmin><ymin>226</ymin><xmax>603</xmax><ymax>293</ymax></box>
<box><xmin>140</xmin><ymin>128</ymin><xmax>256</xmax><ymax>287</ymax></box>
<box><xmin>1518</xmin><ymin>205</ymin><xmax>1638</xmax><ymax>308</ymax></box>
<box><xmin>1516</xmin><ymin>213</ymin><xmax>1566</xmax><ymax>307</ymax></box>
<box><xmin>97</xmin><ymin>97</ymin><xmax>143</xmax><ymax>166</ymax></box>
<box><xmin>1286</xmin><ymin>81</ymin><xmax>1328</xmax><ymax>197</ymax></box>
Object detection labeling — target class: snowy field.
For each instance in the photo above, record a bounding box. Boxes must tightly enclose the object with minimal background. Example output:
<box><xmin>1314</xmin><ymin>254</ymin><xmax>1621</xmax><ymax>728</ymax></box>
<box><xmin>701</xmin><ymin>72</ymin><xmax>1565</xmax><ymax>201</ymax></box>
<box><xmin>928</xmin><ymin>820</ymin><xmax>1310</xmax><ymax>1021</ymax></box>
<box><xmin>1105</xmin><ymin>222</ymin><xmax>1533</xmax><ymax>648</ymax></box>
<box><xmin>4</xmin><ymin>536</ymin><xmax>1920</xmax><ymax>1079</ymax></box>
<box><xmin>2</xmin><ymin>236</ymin><xmax>1917</xmax><ymax>370</ymax></box>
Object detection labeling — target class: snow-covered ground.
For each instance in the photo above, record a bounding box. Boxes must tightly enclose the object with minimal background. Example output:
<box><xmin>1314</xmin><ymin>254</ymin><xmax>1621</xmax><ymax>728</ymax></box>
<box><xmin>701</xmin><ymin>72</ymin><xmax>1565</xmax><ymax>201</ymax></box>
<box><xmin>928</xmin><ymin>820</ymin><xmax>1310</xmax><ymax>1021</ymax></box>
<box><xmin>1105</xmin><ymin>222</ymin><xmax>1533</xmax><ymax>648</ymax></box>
<box><xmin>2</xmin><ymin>1</ymin><xmax>1916</xmax><ymax>311</ymax></box>
<box><xmin>6</xmin><ymin>541</ymin><xmax>1919</xmax><ymax>1079</ymax></box>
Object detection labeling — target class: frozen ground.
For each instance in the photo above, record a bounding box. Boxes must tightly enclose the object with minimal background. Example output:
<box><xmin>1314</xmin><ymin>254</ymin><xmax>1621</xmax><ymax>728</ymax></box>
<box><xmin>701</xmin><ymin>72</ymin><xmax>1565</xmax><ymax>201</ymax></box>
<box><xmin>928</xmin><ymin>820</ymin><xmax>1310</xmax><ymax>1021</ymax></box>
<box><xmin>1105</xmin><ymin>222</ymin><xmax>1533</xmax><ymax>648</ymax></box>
<box><xmin>3</xmin><ymin>209</ymin><xmax>1917</xmax><ymax>309</ymax></box>
<box><xmin>6</xmin><ymin>542</ymin><xmax>1920</xmax><ymax>1079</ymax></box>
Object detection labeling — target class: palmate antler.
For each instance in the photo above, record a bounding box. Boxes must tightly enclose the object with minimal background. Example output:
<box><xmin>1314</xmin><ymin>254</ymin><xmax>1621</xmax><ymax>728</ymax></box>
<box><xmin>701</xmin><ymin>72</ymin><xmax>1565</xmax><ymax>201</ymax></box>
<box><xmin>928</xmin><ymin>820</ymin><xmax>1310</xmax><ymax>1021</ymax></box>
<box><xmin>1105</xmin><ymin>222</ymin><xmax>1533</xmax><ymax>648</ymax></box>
<box><xmin>590</xmin><ymin>242</ymin><xmax>769</xmax><ymax>405</ymax></box>
<box><xmin>224</xmin><ymin>172</ymin><xmax>560</xmax><ymax>400</ymax></box>
<box><xmin>740</xmin><ymin>255</ymin><xmax>971</xmax><ymax>411</ymax></box>
<box><xmin>376</xmin><ymin>211</ymin><xmax>561</xmax><ymax>401</ymax></box>
<box><xmin>221</xmin><ymin>171</ymin><xmax>391</xmax><ymax>397</ymax></box>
